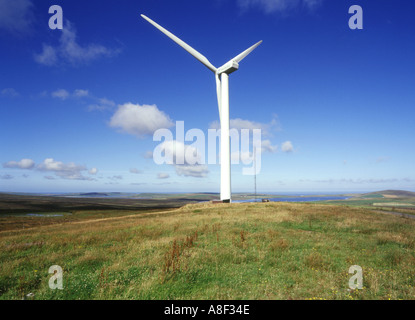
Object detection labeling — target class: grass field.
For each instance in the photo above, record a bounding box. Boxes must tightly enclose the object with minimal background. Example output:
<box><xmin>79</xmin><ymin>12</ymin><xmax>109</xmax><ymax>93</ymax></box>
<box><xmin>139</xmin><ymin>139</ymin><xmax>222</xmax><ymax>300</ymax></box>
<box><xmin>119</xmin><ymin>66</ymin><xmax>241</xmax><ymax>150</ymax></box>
<box><xmin>314</xmin><ymin>190</ymin><xmax>415</xmax><ymax>216</ymax></box>
<box><xmin>1</xmin><ymin>201</ymin><xmax>415</xmax><ymax>300</ymax></box>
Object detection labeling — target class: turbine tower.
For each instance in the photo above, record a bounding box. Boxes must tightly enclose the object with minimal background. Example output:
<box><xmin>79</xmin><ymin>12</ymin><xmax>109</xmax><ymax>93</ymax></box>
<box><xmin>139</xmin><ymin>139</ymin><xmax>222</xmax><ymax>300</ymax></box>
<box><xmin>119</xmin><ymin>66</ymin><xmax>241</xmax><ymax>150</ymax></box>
<box><xmin>141</xmin><ymin>14</ymin><xmax>262</xmax><ymax>203</ymax></box>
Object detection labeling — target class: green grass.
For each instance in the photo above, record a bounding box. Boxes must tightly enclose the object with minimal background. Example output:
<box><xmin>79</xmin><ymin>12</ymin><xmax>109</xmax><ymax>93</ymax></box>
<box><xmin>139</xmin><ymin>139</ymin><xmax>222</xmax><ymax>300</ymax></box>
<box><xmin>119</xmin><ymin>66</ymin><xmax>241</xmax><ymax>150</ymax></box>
<box><xmin>316</xmin><ymin>198</ymin><xmax>415</xmax><ymax>218</ymax></box>
<box><xmin>360</xmin><ymin>194</ymin><xmax>385</xmax><ymax>199</ymax></box>
<box><xmin>1</xmin><ymin>202</ymin><xmax>415</xmax><ymax>300</ymax></box>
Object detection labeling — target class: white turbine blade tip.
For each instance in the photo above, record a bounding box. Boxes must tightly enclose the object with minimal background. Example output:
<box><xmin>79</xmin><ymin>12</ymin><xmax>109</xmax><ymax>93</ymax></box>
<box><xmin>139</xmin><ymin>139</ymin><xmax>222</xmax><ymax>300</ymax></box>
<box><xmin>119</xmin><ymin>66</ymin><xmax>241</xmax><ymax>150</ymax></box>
<box><xmin>140</xmin><ymin>14</ymin><xmax>217</xmax><ymax>73</ymax></box>
<box><xmin>233</xmin><ymin>40</ymin><xmax>263</xmax><ymax>63</ymax></box>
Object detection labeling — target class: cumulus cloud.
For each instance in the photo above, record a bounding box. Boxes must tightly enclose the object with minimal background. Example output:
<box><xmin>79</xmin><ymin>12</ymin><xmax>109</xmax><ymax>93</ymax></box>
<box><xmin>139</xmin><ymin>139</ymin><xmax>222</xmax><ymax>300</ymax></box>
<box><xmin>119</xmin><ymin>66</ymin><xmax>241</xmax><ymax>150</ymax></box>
<box><xmin>154</xmin><ymin>140</ymin><xmax>209</xmax><ymax>178</ymax></box>
<box><xmin>3</xmin><ymin>158</ymin><xmax>35</xmax><ymax>169</ymax></box>
<box><xmin>0</xmin><ymin>0</ymin><xmax>34</xmax><ymax>34</ymax></box>
<box><xmin>281</xmin><ymin>141</ymin><xmax>294</xmax><ymax>153</ymax></box>
<box><xmin>236</xmin><ymin>0</ymin><xmax>323</xmax><ymax>14</ymax></box>
<box><xmin>210</xmin><ymin>117</ymin><xmax>279</xmax><ymax>164</ymax></box>
<box><xmin>37</xmin><ymin>158</ymin><xmax>94</xmax><ymax>180</ymax></box>
<box><xmin>261</xmin><ymin>139</ymin><xmax>278</xmax><ymax>153</ymax></box>
<box><xmin>3</xmin><ymin>158</ymin><xmax>98</xmax><ymax>181</ymax></box>
<box><xmin>157</xmin><ymin>173</ymin><xmax>170</xmax><ymax>179</ymax></box>
<box><xmin>155</xmin><ymin>140</ymin><xmax>203</xmax><ymax>166</ymax></box>
<box><xmin>34</xmin><ymin>21</ymin><xmax>120</xmax><ymax>66</ymax></box>
<box><xmin>109</xmin><ymin>103</ymin><xmax>174</xmax><ymax>138</ymax></box>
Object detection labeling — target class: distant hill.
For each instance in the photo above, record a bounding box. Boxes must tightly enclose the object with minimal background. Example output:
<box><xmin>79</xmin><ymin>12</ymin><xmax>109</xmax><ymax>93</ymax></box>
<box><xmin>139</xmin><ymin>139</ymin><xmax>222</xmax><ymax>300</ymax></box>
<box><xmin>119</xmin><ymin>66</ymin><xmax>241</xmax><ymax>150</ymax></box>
<box><xmin>364</xmin><ymin>190</ymin><xmax>415</xmax><ymax>198</ymax></box>
<box><xmin>80</xmin><ymin>192</ymin><xmax>109</xmax><ymax>197</ymax></box>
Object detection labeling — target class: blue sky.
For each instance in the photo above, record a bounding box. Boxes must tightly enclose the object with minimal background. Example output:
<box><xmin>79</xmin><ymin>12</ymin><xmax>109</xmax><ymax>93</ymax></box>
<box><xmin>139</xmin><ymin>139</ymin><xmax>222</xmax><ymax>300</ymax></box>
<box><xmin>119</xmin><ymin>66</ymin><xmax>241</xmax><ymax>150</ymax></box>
<box><xmin>0</xmin><ymin>0</ymin><xmax>414</xmax><ymax>193</ymax></box>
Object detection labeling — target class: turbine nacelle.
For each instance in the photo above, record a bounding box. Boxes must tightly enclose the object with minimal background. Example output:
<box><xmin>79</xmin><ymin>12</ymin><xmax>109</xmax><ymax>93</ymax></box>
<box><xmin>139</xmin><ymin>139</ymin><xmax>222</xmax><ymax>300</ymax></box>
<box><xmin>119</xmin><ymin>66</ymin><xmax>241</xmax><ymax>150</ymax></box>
<box><xmin>217</xmin><ymin>60</ymin><xmax>239</xmax><ymax>75</ymax></box>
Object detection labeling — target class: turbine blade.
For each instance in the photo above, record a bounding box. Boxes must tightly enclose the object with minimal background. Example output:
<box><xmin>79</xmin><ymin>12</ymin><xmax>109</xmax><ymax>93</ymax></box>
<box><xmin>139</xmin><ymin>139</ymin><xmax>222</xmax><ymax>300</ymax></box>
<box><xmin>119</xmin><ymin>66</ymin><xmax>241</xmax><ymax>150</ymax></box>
<box><xmin>215</xmin><ymin>74</ymin><xmax>222</xmax><ymax>120</ymax></box>
<box><xmin>231</xmin><ymin>40</ymin><xmax>262</xmax><ymax>63</ymax></box>
<box><xmin>141</xmin><ymin>14</ymin><xmax>217</xmax><ymax>73</ymax></box>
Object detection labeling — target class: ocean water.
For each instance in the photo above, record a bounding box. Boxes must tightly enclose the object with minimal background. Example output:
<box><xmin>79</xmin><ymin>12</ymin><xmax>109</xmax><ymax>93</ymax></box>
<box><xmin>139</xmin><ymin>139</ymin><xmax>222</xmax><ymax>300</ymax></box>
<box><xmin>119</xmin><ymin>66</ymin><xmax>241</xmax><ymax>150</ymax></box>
<box><xmin>26</xmin><ymin>213</ymin><xmax>65</xmax><ymax>217</ymax></box>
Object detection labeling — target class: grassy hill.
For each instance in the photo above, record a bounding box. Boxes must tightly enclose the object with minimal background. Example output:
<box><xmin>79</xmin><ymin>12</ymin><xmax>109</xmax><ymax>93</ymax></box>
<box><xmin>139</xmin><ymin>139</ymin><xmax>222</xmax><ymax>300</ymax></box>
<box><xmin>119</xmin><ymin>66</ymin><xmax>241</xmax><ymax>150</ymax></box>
<box><xmin>316</xmin><ymin>190</ymin><xmax>415</xmax><ymax>215</ymax></box>
<box><xmin>363</xmin><ymin>190</ymin><xmax>415</xmax><ymax>198</ymax></box>
<box><xmin>1</xmin><ymin>201</ymin><xmax>414</xmax><ymax>300</ymax></box>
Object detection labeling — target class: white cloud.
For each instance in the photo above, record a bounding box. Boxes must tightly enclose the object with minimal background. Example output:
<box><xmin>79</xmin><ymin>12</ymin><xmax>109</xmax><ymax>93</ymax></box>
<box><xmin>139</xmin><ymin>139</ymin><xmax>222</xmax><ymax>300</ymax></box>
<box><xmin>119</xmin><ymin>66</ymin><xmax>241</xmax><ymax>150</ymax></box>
<box><xmin>155</xmin><ymin>140</ymin><xmax>209</xmax><ymax>178</ymax></box>
<box><xmin>210</xmin><ymin>116</ymin><xmax>279</xmax><ymax>137</ymax></box>
<box><xmin>175</xmin><ymin>165</ymin><xmax>209</xmax><ymax>178</ymax></box>
<box><xmin>303</xmin><ymin>0</ymin><xmax>322</xmax><ymax>10</ymax></box>
<box><xmin>34</xmin><ymin>45</ymin><xmax>58</xmax><ymax>66</ymax></box>
<box><xmin>261</xmin><ymin>139</ymin><xmax>278</xmax><ymax>153</ymax></box>
<box><xmin>210</xmin><ymin>117</ymin><xmax>279</xmax><ymax>160</ymax></box>
<box><xmin>108</xmin><ymin>175</ymin><xmax>123</xmax><ymax>181</ymax></box>
<box><xmin>37</xmin><ymin>158</ymin><xmax>94</xmax><ymax>180</ymax></box>
<box><xmin>156</xmin><ymin>140</ymin><xmax>204</xmax><ymax>165</ymax></box>
<box><xmin>39</xmin><ymin>158</ymin><xmax>81</xmax><ymax>172</ymax></box>
<box><xmin>143</xmin><ymin>151</ymin><xmax>153</xmax><ymax>159</ymax></box>
<box><xmin>130</xmin><ymin>168</ymin><xmax>142</xmax><ymax>174</ymax></box>
<box><xmin>3</xmin><ymin>158</ymin><xmax>35</xmax><ymax>169</ymax></box>
<box><xmin>231</xmin><ymin>150</ymin><xmax>254</xmax><ymax>163</ymax></box>
<box><xmin>236</xmin><ymin>0</ymin><xmax>323</xmax><ymax>14</ymax></box>
<box><xmin>88</xmin><ymin>98</ymin><xmax>116</xmax><ymax>111</ymax></box>
<box><xmin>0</xmin><ymin>0</ymin><xmax>33</xmax><ymax>34</ymax></box>
<box><xmin>51</xmin><ymin>89</ymin><xmax>70</xmax><ymax>100</ymax></box>
<box><xmin>60</xmin><ymin>22</ymin><xmax>119</xmax><ymax>64</ymax></box>
<box><xmin>157</xmin><ymin>173</ymin><xmax>170</xmax><ymax>179</ymax></box>
<box><xmin>109</xmin><ymin>103</ymin><xmax>174</xmax><ymax>138</ymax></box>
<box><xmin>51</xmin><ymin>88</ymin><xmax>91</xmax><ymax>101</ymax></box>
<box><xmin>74</xmin><ymin>89</ymin><xmax>89</xmax><ymax>98</ymax></box>
<box><xmin>281</xmin><ymin>141</ymin><xmax>294</xmax><ymax>153</ymax></box>
<box><xmin>1</xmin><ymin>88</ymin><xmax>19</xmax><ymax>97</ymax></box>
<box><xmin>3</xmin><ymin>158</ymin><xmax>97</xmax><ymax>180</ymax></box>
<box><xmin>34</xmin><ymin>21</ymin><xmax>120</xmax><ymax>66</ymax></box>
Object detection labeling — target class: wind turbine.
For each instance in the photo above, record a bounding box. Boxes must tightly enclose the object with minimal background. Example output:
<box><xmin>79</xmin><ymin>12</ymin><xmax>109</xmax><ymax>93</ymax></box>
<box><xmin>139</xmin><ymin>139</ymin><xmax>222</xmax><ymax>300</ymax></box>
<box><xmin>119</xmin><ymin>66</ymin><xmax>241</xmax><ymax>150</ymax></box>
<box><xmin>141</xmin><ymin>14</ymin><xmax>262</xmax><ymax>203</ymax></box>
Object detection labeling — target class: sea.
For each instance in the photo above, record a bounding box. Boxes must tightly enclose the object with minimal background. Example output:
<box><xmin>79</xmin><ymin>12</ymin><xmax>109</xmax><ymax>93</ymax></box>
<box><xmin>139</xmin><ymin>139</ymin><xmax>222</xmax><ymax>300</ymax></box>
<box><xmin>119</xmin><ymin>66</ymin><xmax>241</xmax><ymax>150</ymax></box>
<box><xmin>4</xmin><ymin>192</ymin><xmax>352</xmax><ymax>203</ymax></box>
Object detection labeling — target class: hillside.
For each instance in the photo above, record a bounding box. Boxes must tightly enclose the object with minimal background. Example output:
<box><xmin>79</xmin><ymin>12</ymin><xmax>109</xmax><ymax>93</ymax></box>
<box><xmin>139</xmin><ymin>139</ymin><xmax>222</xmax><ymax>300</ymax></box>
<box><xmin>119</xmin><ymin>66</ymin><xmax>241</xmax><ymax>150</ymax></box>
<box><xmin>363</xmin><ymin>190</ymin><xmax>415</xmax><ymax>198</ymax></box>
<box><xmin>1</xmin><ymin>201</ymin><xmax>414</xmax><ymax>300</ymax></box>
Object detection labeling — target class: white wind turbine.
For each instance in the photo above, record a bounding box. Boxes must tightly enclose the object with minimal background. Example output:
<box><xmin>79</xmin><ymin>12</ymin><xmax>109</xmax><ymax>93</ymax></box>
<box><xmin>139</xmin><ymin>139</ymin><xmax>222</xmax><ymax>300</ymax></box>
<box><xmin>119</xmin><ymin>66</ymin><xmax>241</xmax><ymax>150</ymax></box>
<box><xmin>141</xmin><ymin>14</ymin><xmax>262</xmax><ymax>203</ymax></box>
